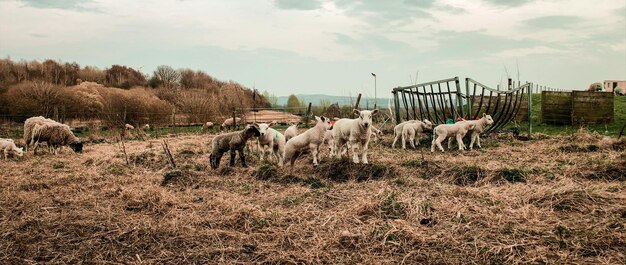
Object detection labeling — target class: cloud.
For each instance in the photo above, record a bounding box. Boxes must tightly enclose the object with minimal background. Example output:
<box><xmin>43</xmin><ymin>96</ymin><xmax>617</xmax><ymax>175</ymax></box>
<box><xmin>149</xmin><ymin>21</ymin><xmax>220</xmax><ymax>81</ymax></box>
<box><xmin>19</xmin><ymin>0</ymin><xmax>100</xmax><ymax>12</ymax></box>
<box><xmin>28</xmin><ymin>33</ymin><xmax>48</xmax><ymax>38</ymax></box>
<box><xmin>524</xmin><ymin>15</ymin><xmax>581</xmax><ymax>29</ymax></box>
<box><xmin>331</xmin><ymin>0</ymin><xmax>434</xmax><ymax>26</ymax></box>
<box><xmin>274</xmin><ymin>0</ymin><xmax>322</xmax><ymax>10</ymax></box>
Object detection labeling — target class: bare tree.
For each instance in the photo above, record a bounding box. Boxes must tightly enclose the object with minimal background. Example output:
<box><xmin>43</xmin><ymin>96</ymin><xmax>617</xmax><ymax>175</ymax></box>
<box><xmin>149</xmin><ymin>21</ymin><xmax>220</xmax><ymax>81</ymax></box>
<box><xmin>153</xmin><ymin>65</ymin><xmax>180</xmax><ymax>89</ymax></box>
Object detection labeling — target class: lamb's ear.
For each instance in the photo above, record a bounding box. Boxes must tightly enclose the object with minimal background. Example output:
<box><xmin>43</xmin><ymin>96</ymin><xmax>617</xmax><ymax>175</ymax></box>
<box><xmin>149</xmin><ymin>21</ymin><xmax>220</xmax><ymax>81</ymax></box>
<box><xmin>252</xmin><ymin>122</ymin><xmax>258</xmax><ymax>127</ymax></box>
<box><xmin>268</xmin><ymin>121</ymin><xmax>275</xmax><ymax>127</ymax></box>
<box><xmin>371</xmin><ymin>109</ymin><xmax>379</xmax><ymax>115</ymax></box>
<box><xmin>333</xmin><ymin>117</ymin><xmax>340</xmax><ymax>121</ymax></box>
<box><xmin>353</xmin><ymin>109</ymin><xmax>360</xmax><ymax>116</ymax></box>
<box><xmin>320</xmin><ymin>116</ymin><xmax>326</xmax><ymax>122</ymax></box>
<box><xmin>482</xmin><ymin>113</ymin><xmax>486</xmax><ymax>118</ymax></box>
<box><xmin>315</xmin><ymin>116</ymin><xmax>321</xmax><ymax>122</ymax></box>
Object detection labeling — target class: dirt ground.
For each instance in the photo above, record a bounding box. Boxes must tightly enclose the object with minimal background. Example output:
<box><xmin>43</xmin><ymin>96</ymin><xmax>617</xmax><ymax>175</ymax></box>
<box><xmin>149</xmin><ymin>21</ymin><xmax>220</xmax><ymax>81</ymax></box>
<box><xmin>1</xmin><ymin>129</ymin><xmax>625</xmax><ymax>264</ymax></box>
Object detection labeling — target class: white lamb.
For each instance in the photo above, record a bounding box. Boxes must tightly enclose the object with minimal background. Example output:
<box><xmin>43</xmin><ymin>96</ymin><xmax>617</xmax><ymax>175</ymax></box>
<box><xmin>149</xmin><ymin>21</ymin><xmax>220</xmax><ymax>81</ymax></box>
<box><xmin>401</xmin><ymin>119</ymin><xmax>433</xmax><ymax>149</ymax></box>
<box><xmin>370</xmin><ymin>126</ymin><xmax>383</xmax><ymax>143</ymax></box>
<box><xmin>125</xmin><ymin>124</ymin><xmax>135</xmax><ymax>130</ymax></box>
<box><xmin>455</xmin><ymin>113</ymin><xmax>494</xmax><ymax>150</ymax></box>
<box><xmin>0</xmin><ymin>139</ymin><xmax>24</xmax><ymax>160</ymax></box>
<box><xmin>284</xmin><ymin>116</ymin><xmax>333</xmax><ymax>167</ymax></box>
<box><xmin>430</xmin><ymin>122</ymin><xmax>475</xmax><ymax>152</ymax></box>
<box><xmin>254</xmin><ymin>122</ymin><xmax>286</xmax><ymax>166</ymax></box>
<box><xmin>391</xmin><ymin>120</ymin><xmax>421</xmax><ymax>148</ymax></box>
<box><xmin>333</xmin><ymin>109</ymin><xmax>379</xmax><ymax>164</ymax></box>
<box><xmin>284</xmin><ymin>123</ymin><xmax>299</xmax><ymax>142</ymax></box>
<box><xmin>221</xmin><ymin>117</ymin><xmax>242</xmax><ymax>131</ymax></box>
<box><xmin>322</xmin><ymin>129</ymin><xmax>336</xmax><ymax>157</ymax></box>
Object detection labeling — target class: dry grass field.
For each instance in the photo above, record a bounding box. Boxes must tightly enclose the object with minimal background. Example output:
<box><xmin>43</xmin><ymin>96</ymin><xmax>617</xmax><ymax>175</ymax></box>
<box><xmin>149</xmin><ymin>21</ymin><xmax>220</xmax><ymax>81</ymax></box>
<box><xmin>1</xmin><ymin>129</ymin><xmax>625</xmax><ymax>264</ymax></box>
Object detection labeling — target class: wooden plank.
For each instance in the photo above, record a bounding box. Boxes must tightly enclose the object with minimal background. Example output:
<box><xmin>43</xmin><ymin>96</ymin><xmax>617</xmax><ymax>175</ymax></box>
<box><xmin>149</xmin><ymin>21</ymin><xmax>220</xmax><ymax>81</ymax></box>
<box><xmin>571</xmin><ymin>91</ymin><xmax>614</xmax><ymax>125</ymax></box>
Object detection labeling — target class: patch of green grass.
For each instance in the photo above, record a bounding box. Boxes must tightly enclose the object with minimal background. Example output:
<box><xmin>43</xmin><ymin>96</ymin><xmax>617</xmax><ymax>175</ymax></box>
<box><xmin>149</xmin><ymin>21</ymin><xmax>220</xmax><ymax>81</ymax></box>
<box><xmin>380</xmin><ymin>192</ymin><xmax>406</xmax><ymax>219</ymax></box>
<box><xmin>52</xmin><ymin>162</ymin><xmax>65</xmax><ymax>169</ymax></box>
<box><xmin>497</xmin><ymin>168</ymin><xmax>526</xmax><ymax>183</ymax></box>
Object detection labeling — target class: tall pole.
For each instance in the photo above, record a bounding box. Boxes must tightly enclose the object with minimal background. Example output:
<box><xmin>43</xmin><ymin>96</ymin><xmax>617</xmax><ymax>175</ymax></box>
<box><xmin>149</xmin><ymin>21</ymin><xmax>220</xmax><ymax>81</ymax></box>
<box><xmin>371</xmin><ymin>73</ymin><xmax>377</xmax><ymax>109</ymax></box>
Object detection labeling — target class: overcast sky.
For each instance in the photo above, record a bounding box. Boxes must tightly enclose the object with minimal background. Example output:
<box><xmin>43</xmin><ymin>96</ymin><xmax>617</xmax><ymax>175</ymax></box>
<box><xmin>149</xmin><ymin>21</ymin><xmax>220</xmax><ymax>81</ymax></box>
<box><xmin>1</xmin><ymin>0</ymin><xmax>624</xmax><ymax>97</ymax></box>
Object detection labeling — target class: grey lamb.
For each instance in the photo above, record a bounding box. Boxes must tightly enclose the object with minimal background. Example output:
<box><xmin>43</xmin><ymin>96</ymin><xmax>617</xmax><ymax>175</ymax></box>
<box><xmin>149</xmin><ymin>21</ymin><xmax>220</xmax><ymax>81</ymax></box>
<box><xmin>209</xmin><ymin>125</ymin><xmax>260</xmax><ymax>169</ymax></box>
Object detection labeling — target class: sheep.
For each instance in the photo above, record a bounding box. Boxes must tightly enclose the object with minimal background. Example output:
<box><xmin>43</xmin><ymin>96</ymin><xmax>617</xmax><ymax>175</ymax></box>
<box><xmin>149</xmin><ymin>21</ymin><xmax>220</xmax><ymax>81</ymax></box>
<box><xmin>221</xmin><ymin>117</ymin><xmax>242</xmax><ymax>131</ymax></box>
<box><xmin>370</xmin><ymin>126</ymin><xmax>383</xmax><ymax>143</ymax></box>
<box><xmin>23</xmin><ymin>116</ymin><xmax>56</xmax><ymax>152</ymax></box>
<box><xmin>0</xmin><ymin>139</ymin><xmax>24</xmax><ymax>160</ymax></box>
<box><xmin>31</xmin><ymin>122</ymin><xmax>83</xmax><ymax>155</ymax></box>
<box><xmin>587</xmin><ymin>82</ymin><xmax>603</xmax><ymax>92</ymax></box>
<box><xmin>201</xmin><ymin>122</ymin><xmax>214</xmax><ymax>132</ymax></box>
<box><xmin>322</xmin><ymin>129</ymin><xmax>336</xmax><ymax>157</ymax></box>
<box><xmin>209</xmin><ymin>124</ymin><xmax>260</xmax><ymax>169</ymax></box>
<box><xmin>284</xmin><ymin>116</ymin><xmax>333</xmax><ymax>167</ymax></box>
<box><xmin>455</xmin><ymin>113</ymin><xmax>494</xmax><ymax>150</ymax></box>
<box><xmin>401</xmin><ymin>119</ymin><xmax>433</xmax><ymax>149</ymax></box>
<box><xmin>333</xmin><ymin>109</ymin><xmax>379</xmax><ymax>164</ymax></box>
<box><xmin>143</xmin><ymin>124</ymin><xmax>151</xmax><ymax>131</ymax></box>
<box><xmin>254</xmin><ymin>122</ymin><xmax>286</xmax><ymax>166</ymax></box>
<box><xmin>391</xmin><ymin>120</ymin><xmax>421</xmax><ymax>148</ymax></box>
<box><xmin>125</xmin><ymin>124</ymin><xmax>135</xmax><ymax>130</ymax></box>
<box><xmin>430</xmin><ymin>122</ymin><xmax>475</xmax><ymax>152</ymax></box>
<box><xmin>284</xmin><ymin>123</ymin><xmax>299</xmax><ymax>142</ymax></box>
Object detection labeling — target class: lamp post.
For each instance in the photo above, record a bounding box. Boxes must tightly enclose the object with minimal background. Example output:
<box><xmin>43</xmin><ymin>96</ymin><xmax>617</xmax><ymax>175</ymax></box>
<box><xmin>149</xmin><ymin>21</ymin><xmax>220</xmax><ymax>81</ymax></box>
<box><xmin>371</xmin><ymin>73</ymin><xmax>377</xmax><ymax>109</ymax></box>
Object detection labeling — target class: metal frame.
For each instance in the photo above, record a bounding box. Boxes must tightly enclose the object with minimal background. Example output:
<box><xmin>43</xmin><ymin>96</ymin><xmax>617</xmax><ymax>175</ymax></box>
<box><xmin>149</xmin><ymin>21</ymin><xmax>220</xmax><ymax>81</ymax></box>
<box><xmin>393</xmin><ymin>77</ymin><xmax>532</xmax><ymax>134</ymax></box>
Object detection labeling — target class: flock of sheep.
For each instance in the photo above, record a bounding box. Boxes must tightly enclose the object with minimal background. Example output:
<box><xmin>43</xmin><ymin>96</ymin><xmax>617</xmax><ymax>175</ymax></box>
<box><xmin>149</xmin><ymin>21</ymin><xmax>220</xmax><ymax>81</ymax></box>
<box><xmin>1</xmin><ymin>112</ymin><xmax>494</xmax><ymax>170</ymax></box>
<box><xmin>208</xmin><ymin>109</ymin><xmax>495</xmax><ymax>169</ymax></box>
<box><xmin>1</xmin><ymin>116</ymin><xmax>83</xmax><ymax>160</ymax></box>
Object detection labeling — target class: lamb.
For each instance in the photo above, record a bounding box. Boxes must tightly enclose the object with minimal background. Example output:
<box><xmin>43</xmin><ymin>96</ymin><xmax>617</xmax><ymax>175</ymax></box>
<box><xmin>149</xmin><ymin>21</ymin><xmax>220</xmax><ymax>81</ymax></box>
<box><xmin>201</xmin><ymin>122</ymin><xmax>214</xmax><ymax>132</ymax></box>
<box><xmin>254</xmin><ymin>122</ymin><xmax>286</xmax><ymax>166</ymax></box>
<box><xmin>0</xmin><ymin>139</ymin><xmax>24</xmax><ymax>160</ymax></box>
<box><xmin>143</xmin><ymin>124</ymin><xmax>151</xmax><ymax>131</ymax></box>
<box><xmin>31</xmin><ymin>122</ymin><xmax>83</xmax><ymax>155</ymax></box>
<box><xmin>430</xmin><ymin>122</ymin><xmax>475</xmax><ymax>152</ymax></box>
<box><xmin>391</xmin><ymin>120</ymin><xmax>421</xmax><ymax>148</ymax></box>
<box><xmin>284</xmin><ymin>116</ymin><xmax>333</xmax><ymax>167</ymax></box>
<box><xmin>370</xmin><ymin>126</ymin><xmax>383</xmax><ymax>143</ymax></box>
<box><xmin>209</xmin><ymin>124</ymin><xmax>260</xmax><ymax>169</ymax></box>
<box><xmin>322</xmin><ymin>129</ymin><xmax>336</xmax><ymax>157</ymax></box>
<box><xmin>455</xmin><ymin>113</ymin><xmax>494</xmax><ymax>150</ymax></box>
<box><xmin>221</xmin><ymin>117</ymin><xmax>242</xmax><ymax>131</ymax></box>
<box><xmin>125</xmin><ymin>124</ymin><xmax>135</xmax><ymax>130</ymax></box>
<box><xmin>401</xmin><ymin>119</ymin><xmax>433</xmax><ymax>149</ymax></box>
<box><xmin>333</xmin><ymin>109</ymin><xmax>378</xmax><ymax>164</ymax></box>
<box><xmin>284</xmin><ymin>123</ymin><xmax>299</xmax><ymax>142</ymax></box>
<box><xmin>587</xmin><ymin>82</ymin><xmax>603</xmax><ymax>92</ymax></box>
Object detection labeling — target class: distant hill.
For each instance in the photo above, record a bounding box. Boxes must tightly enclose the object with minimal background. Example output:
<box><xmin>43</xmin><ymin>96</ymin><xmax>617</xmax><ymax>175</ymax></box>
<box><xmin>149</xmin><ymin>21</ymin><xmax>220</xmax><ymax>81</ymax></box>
<box><xmin>276</xmin><ymin>94</ymin><xmax>392</xmax><ymax>108</ymax></box>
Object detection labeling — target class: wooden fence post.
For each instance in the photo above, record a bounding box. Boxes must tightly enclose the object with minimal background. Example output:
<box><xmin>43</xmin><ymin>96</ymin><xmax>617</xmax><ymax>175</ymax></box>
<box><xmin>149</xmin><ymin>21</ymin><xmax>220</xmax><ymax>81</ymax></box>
<box><xmin>172</xmin><ymin>108</ymin><xmax>176</xmax><ymax>135</ymax></box>
<box><xmin>305</xmin><ymin>102</ymin><xmax>312</xmax><ymax>128</ymax></box>
<box><xmin>232</xmin><ymin>110</ymin><xmax>237</xmax><ymax>130</ymax></box>
<box><xmin>352</xmin><ymin>93</ymin><xmax>362</xmax><ymax>118</ymax></box>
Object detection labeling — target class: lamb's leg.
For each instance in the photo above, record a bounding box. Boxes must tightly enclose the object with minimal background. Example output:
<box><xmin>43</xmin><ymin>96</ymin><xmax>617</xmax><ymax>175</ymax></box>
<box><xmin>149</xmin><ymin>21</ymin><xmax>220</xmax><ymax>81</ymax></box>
<box><xmin>275</xmin><ymin>146</ymin><xmax>283</xmax><ymax>167</ymax></box>
<box><xmin>436</xmin><ymin>136</ymin><xmax>446</xmax><ymax>152</ymax></box>
<box><xmin>335</xmin><ymin>139</ymin><xmax>345</xmax><ymax>159</ymax></box>
<box><xmin>448</xmin><ymin>137</ymin><xmax>454</xmax><ymax>149</ymax></box>
<box><xmin>476</xmin><ymin>134</ymin><xmax>482</xmax><ymax>149</ymax></box>
<box><xmin>392</xmin><ymin>133</ymin><xmax>399</xmax><ymax>148</ymax></box>
<box><xmin>361</xmin><ymin>140</ymin><xmax>369</xmax><ymax>164</ymax></box>
<box><xmin>469</xmin><ymin>132</ymin><xmax>477</xmax><ymax>150</ymax></box>
<box><xmin>230</xmin><ymin>149</ymin><xmax>236</xmax><ymax>167</ymax></box>
<box><xmin>3</xmin><ymin>150</ymin><xmax>7</xmax><ymax>160</ymax></box>
<box><xmin>431</xmin><ymin>137</ymin><xmax>436</xmax><ymax>152</ymax></box>
<box><xmin>401</xmin><ymin>132</ymin><xmax>407</xmax><ymax>149</ymax></box>
<box><xmin>239</xmin><ymin>148</ymin><xmax>247</xmax><ymax>167</ymax></box>
<box><xmin>409</xmin><ymin>133</ymin><xmax>416</xmax><ymax>149</ymax></box>
<box><xmin>350</xmin><ymin>138</ymin><xmax>360</xmax><ymax>163</ymax></box>
<box><xmin>457</xmin><ymin>134</ymin><xmax>466</xmax><ymax>150</ymax></box>
<box><xmin>259</xmin><ymin>145</ymin><xmax>265</xmax><ymax>162</ymax></box>
<box><xmin>310</xmin><ymin>143</ymin><xmax>319</xmax><ymax>166</ymax></box>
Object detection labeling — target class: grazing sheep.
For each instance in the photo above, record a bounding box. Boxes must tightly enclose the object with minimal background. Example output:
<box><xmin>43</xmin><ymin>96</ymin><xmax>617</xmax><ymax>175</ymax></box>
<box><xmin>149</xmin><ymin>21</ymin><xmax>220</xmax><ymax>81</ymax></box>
<box><xmin>391</xmin><ymin>120</ymin><xmax>421</xmax><ymax>148</ymax></box>
<box><xmin>0</xmin><ymin>139</ymin><xmax>24</xmax><ymax>160</ymax></box>
<box><xmin>284</xmin><ymin>123</ymin><xmax>299</xmax><ymax>142</ymax></box>
<box><xmin>587</xmin><ymin>82</ymin><xmax>603</xmax><ymax>92</ymax></box>
<box><xmin>143</xmin><ymin>124</ymin><xmax>151</xmax><ymax>131</ymax></box>
<box><xmin>31</xmin><ymin>122</ymin><xmax>83</xmax><ymax>155</ymax></box>
<box><xmin>430</xmin><ymin>122</ymin><xmax>475</xmax><ymax>152</ymax></box>
<box><xmin>23</xmin><ymin>116</ymin><xmax>56</xmax><ymax>152</ymax></box>
<box><xmin>209</xmin><ymin>125</ymin><xmax>260</xmax><ymax>169</ymax></box>
<box><xmin>401</xmin><ymin>119</ymin><xmax>433</xmax><ymax>149</ymax></box>
<box><xmin>125</xmin><ymin>124</ymin><xmax>135</xmax><ymax>130</ymax></box>
<box><xmin>284</xmin><ymin>116</ymin><xmax>333</xmax><ymax>167</ymax></box>
<box><xmin>370</xmin><ymin>126</ymin><xmax>383</xmax><ymax>143</ymax></box>
<box><xmin>455</xmin><ymin>113</ymin><xmax>494</xmax><ymax>150</ymax></box>
<box><xmin>333</xmin><ymin>109</ymin><xmax>379</xmax><ymax>164</ymax></box>
<box><xmin>254</xmin><ymin>122</ymin><xmax>286</xmax><ymax>166</ymax></box>
<box><xmin>201</xmin><ymin>122</ymin><xmax>214</xmax><ymax>132</ymax></box>
<box><xmin>221</xmin><ymin>117</ymin><xmax>242</xmax><ymax>131</ymax></box>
